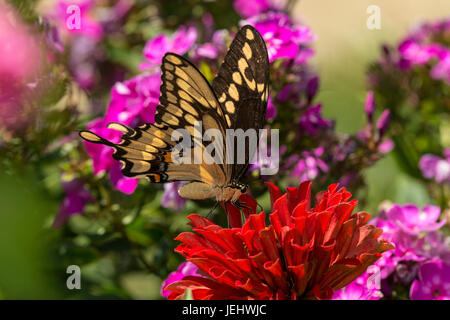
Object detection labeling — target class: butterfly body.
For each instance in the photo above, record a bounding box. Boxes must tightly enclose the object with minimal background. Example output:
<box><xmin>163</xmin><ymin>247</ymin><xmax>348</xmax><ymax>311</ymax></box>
<box><xmin>80</xmin><ymin>25</ymin><xmax>269</xmax><ymax>203</ymax></box>
<box><xmin>178</xmin><ymin>181</ymin><xmax>247</xmax><ymax>202</ymax></box>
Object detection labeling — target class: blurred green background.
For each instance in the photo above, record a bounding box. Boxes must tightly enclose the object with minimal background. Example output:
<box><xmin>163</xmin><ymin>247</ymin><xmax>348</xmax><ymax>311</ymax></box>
<box><xmin>1</xmin><ymin>0</ymin><xmax>449</xmax><ymax>299</ymax></box>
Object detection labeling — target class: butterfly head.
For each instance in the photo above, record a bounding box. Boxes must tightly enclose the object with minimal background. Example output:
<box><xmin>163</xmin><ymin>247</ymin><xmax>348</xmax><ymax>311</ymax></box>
<box><xmin>230</xmin><ymin>181</ymin><xmax>248</xmax><ymax>194</ymax></box>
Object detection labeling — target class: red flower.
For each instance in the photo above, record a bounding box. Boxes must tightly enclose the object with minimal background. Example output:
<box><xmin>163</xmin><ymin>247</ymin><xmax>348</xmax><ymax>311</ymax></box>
<box><xmin>166</xmin><ymin>182</ymin><xmax>394</xmax><ymax>300</ymax></box>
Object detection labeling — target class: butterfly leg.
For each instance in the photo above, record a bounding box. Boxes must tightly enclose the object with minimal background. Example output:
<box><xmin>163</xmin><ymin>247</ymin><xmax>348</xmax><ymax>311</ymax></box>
<box><xmin>233</xmin><ymin>201</ymin><xmax>251</xmax><ymax>225</ymax></box>
<box><xmin>206</xmin><ymin>201</ymin><xmax>219</xmax><ymax>220</ymax></box>
<box><xmin>246</xmin><ymin>193</ymin><xmax>263</xmax><ymax>212</ymax></box>
<box><xmin>223</xmin><ymin>201</ymin><xmax>230</xmax><ymax>228</ymax></box>
<box><xmin>234</xmin><ymin>200</ymin><xmax>251</xmax><ymax>212</ymax></box>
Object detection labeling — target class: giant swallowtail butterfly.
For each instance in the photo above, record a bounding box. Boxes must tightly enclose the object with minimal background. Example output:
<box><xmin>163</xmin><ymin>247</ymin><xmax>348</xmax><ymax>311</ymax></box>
<box><xmin>80</xmin><ymin>25</ymin><xmax>269</xmax><ymax>204</ymax></box>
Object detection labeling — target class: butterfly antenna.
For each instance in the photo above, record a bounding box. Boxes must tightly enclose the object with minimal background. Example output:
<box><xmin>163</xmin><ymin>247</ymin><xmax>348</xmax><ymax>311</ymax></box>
<box><xmin>206</xmin><ymin>201</ymin><xmax>219</xmax><ymax>220</ymax></box>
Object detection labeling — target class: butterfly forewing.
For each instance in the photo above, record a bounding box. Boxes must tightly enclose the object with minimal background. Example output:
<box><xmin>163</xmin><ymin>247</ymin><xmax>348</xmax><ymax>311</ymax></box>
<box><xmin>212</xmin><ymin>25</ymin><xmax>269</xmax><ymax>180</ymax></box>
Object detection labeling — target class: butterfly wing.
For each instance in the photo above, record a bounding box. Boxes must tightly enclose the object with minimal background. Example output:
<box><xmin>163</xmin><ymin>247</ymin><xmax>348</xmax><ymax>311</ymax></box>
<box><xmin>212</xmin><ymin>25</ymin><xmax>269</xmax><ymax>180</ymax></box>
<box><xmin>80</xmin><ymin>53</ymin><xmax>230</xmax><ymax>199</ymax></box>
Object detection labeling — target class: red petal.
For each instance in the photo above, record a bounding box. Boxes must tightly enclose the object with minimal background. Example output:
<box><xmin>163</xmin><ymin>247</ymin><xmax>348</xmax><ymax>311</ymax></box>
<box><xmin>239</xmin><ymin>193</ymin><xmax>257</xmax><ymax>218</ymax></box>
<box><xmin>265</xmin><ymin>181</ymin><xmax>282</xmax><ymax>211</ymax></box>
<box><xmin>287</xmin><ymin>187</ymin><xmax>300</xmax><ymax>213</ymax></box>
<box><xmin>221</xmin><ymin>201</ymin><xmax>242</xmax><ymax>228</ymax></box>
<box><xmin>297</xmin><ymin>181</ymin><xmax>312</xmax><ymax>209</ymax></box>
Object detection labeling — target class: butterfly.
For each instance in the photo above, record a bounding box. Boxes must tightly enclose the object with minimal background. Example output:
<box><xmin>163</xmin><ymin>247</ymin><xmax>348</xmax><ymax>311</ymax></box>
<box><xmin>80</xmin><ymin>25</ymin><xmax>269</xmax><ymax>205</ymax></box>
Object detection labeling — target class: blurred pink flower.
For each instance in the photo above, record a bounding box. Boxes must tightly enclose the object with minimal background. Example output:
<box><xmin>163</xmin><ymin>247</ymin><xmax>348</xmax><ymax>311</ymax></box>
<box><xmin>242</xmin><ymin>12</ymin><xmax>316</xmax><ymax>63</ymax></box>
<box><xmin>290</xmin><ymin>147</ymin><xmax>328</xmax><ymax>182</ymax></box>
<box><xmin>0</xmin><ymin>3</ymin><xmax>41</xmax><ymax>131</ymax></box>
<box><xmin>386</xmin><ymin>204</ymin><xmax>446</xmax><ymax>235</ymax></box>
<box><xmin>233</xmin><ymin>0</ymin><xmax>287</xmax><ymax>18</ymax></box>
<box><xmin>162</xmin><ymin>182</ymin><xmax>187</xmax><ymax>211</ymax></box>
<box><xmin>420</xmin><ymin>152</ymin><xmax>450</xmax><ymax>183</ymax></box>
<box><xmin>161</xmin><ymin>262</ymin><xmax>203</xmax><ymax>298</ymax></box>
<box><xmin>53</xmin><ymin>179</ymin><xmax>93</xmax><ymax>228</ymax></box>
<box><xmin>378</xmin><ymin>139</ymin><xmax>394</xmax><ymax>154</ymax></box>
<box><xmin>140</xmin><ymin>26</ymin><xmax>197</xmax><ymax>70</ymax></box>
<box><xmin>397</xmin><ymin>19</ymin><xmax>450</xmax><ymax>84</ymax></box>
<box><xmin>266</xmin><ymin>95</ymin><xmax>277</xmax><ymax>119</ymax></box>
<box><xmin>332</xmin><ymin>272</ymin><xmax>382</xmax><ymax>300</ymax></box>
<box><xmin>46</xmin><ymin>0</ymin><xmax>103</xmax><ymax>42</ymax></box>
<box><xmin>410</xmin><ymin>260</ymin><xmax>450</xmax><ymax>300</ymax></box>
<box><xmin>299</xmin><ymin>104</ymin><xmax>332</xmax><ymax>135</ymax></box>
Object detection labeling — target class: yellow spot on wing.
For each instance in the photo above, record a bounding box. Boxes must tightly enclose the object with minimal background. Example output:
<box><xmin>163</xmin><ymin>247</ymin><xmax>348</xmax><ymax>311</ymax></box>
<box><xmin>184</xmin><ymin>113</ymin><xmax>196</xmax><ymax>125</ymax></box>
<box><xmin>107</xmin><ymin>123</ymin><xmax>129</xmax><ymax>134</ymax></box>
<box><xmin>166</xmin><ymin>91</ymin><xmax>177</xmax><ymax>104</ymax></box>
<box><xmin>257</xmin><ymin>83</ymin><xmax>265</xmax><ymax>93</ymax></box>
<box><xmin>218</xmin><ymin>92</ymin><xmax>226</xmax><ymax>103</ymax></box>
<box><xmin>228</xmin><ymin>84</ymin><xmax>239</xmax><ymax>101</ymax></box>
<box><xmin>167</xmin><ymin>104</ymin><xmax>183</xmax><ymax>117</ymax></box>
<box><xmin>232</xmin><ymin>72</ymin><xmax>242</xmax><ymax>85</ymax></box>
<box><xmin>162</xmin><ymin>113</ymin><xmax>179</xmax><ymax>126</ymax></box>
<box><xmin>225</xmin><ymin>101</ymin><xmax>235</xmax><ymax>113</ymax></box>
<box><xmin>80</xmin><ymin>131</ymin><xmax>101</xmax><ymax>142</ymax></box>
<box><xmin>246</xmin><ymin>29</ymin><xmax>254</xmax><ymax>40</ymax></box>
<box><xmin>238</xmin><ymin>58</ymin><xmax>256</xmax><ymax>90</ymax></box>
<box><xmin>243</xmin><ymin>42</ymin><xmax>252</xmax><ymax>59</ymax></box>
<box><xmin>175</xmin><ymin>67</ymin><xmax>190</xmax><ymax>82</ymax></box>
<box><xmin>129</xmin><ymin>160</ymin><xmax>151</xmax><ymax>173</ymax></box>
<box><xmin>166</xmin><ymin>55</ymin><xmax>182</xmax><ymax>65</ymax></box>
<box><xmin>164</xmin><ymin>63</ymin><xmax>174</xmax><ymax>71</ymax></box>
<box><xmin>179</xmin><ymin>90</ymin><xmax>193</xmax><ymax>103</ymax></box>
<box><xmin>180</xmin><ymin>100</ymin><xmax>199</xmax><ymax>116</ymax></box>
<box><xmin>225</xmin><ymin>114</ymin><xmax>231</xmax><ymax>127</ymax></box>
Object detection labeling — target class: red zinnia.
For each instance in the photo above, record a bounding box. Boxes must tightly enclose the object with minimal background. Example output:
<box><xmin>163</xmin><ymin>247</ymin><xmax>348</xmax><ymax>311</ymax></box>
<box><xmin>166</xmin><ymin>181</ymin><xmax>394</xmax><ymax>300</ymax></box>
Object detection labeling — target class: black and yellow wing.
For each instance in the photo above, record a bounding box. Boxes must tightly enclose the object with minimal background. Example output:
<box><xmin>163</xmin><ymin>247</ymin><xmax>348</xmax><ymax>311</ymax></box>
<box><xmin>79</xmin><ymin>25</ymin><xmax>269</xmax><ymax>200</ymax></box>
<box><xmin>212</xmin><ymin>25</ymin><xmax>269</xmax><ymax>180</ymax></box>
<box><xmin>80</xmin><ymin>53</ymin><xmax>230</xmax><ymax>197</ymax></box>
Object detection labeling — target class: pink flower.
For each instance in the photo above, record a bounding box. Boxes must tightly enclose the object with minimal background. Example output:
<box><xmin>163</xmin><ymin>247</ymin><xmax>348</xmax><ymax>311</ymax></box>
<box><xmin>45</xmin><ymin>0</ymin><xmax>103</xmax><ymax>42</ymax></box>
<box><xmin>140</xmin><ymin>26</ymin><xmax>197</xmax><ymax>70</ymax></box>
<box><xmin>398</xmin><ymin>40</ymin><xmax>434</xmax><ymax>65</ymax></box>
<box><xmin>299</xmin><ymin>104</ymin><xmax>332</xmax><ymax>135</ymax></box>
<box><xmin>332</xmin><ymin>272</ymin><xmax>382</xmax><ymax>300</ymax></box>
<box><xmin>0</xmin><ymin>3</ymin><xmax>41</xmax><ymax>131</ymax></box>
<box><xmin>419</xmin><ymin>152</ymin><xmax>450</xmax><ymax>183</ymax></box>
<box><xmin>162</xmin><ymin>182</ymin><xmax>187</xmax><ymax>211</ymax></box>
<box><xmin>410</xmin><ymin>260</ymin><xmax>450</xmax><ymax>300</ymax></box>
<box><xmin>53</xmin><ymin>179</ymin><xmax>93</xmax><ymax>228</ymax></box>
<box><xmin>161</xmin><ymin>262</ymin><xmax>203</xmax><ymax>298</ymax></box>
<box><xmin>242</xmin><ymin>12</ymin><xmax>316</xmax><ymax>63</ymax></box>
<box><xmin>431</xmin><ymin>52</ymin><xmax>450</xmax><ymax>84</ymax></box>
<box><xmin>291</xmin><ymin>147</ymin><xmax>329</xmax><ymax>182</ymax></box>
<box><xmin>396</xmin><ymin>20</ymin><xmax>450</xmax><ymax>84</ymax></box>
<box><xmin>266</xmin><ymin>95</ymin><xmax>277</xmax><ymax>119</ymax></box>
<box><xmin>233</xmin><ymin>0</ymin><xmax>287</xmax><ymax>18</ymax></box>
<box><xmin>0</xmin><ymin>4</ymin><xmax>40</xmax><ymax>82</ymax></box>
<box><xmin>386</xmin><ymin>204</ymin><xmax>446</xmax><ymax>235</ymax></box>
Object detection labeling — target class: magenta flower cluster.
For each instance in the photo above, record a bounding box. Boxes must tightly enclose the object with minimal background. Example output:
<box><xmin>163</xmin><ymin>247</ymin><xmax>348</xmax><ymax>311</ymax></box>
<box><xmin>373</xmin><ymin>204</ymin><xmax>449</xmax><ymax>299</ymax></box>
<box><xmin>333</xmin><ymin>203</ymin><xmax>449</xmax><ymax>300</ymax></box>
<box><xmin>397</xmin><ymin>20</ymin><xmax>450</xmax><ymax>84</ymax></box>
